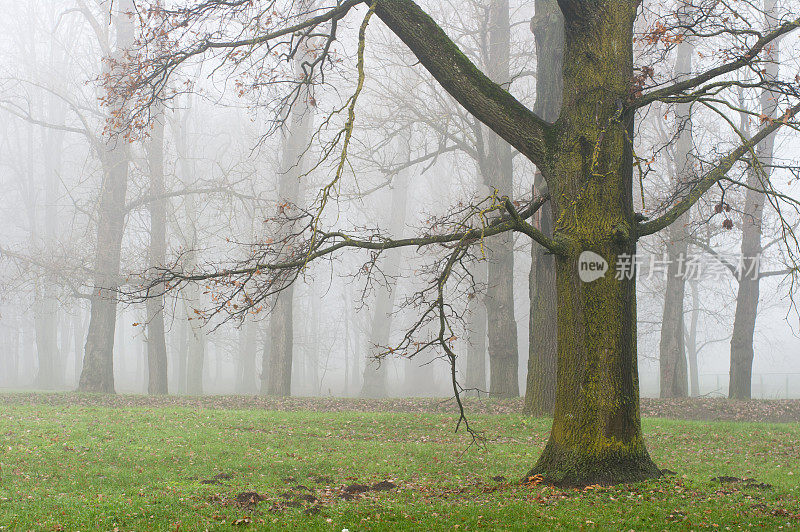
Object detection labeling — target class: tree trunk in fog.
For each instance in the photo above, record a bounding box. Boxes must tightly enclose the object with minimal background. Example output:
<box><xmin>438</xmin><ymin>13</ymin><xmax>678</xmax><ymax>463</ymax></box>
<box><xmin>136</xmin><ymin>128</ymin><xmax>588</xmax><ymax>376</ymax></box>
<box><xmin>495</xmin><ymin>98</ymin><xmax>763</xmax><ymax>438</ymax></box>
<box><xmin>729</xmin><ymin>7</ymin><xmax>778</xmax><ymax>399</ymax></box>
<box><xmin>405</xmin><ymin>319</ymin><xmax>437</xmax><ymax>396</ymax></box>
<box><xmin>465</xmin><ymin>258</ymin><xmax>487</xmax><ymax>394</ymax></box>
<box><xmin>137</xmin><ymin>332</ymin><xmax>146</xmax><ymax>392</ymax></box>
<box><xmin>59</xmin><ymin>316</ymin><xmax>71</xmax><ymax>383</ymax></box>
<box><xmin>5</xmin><ymin>316</ymin><xmax>20</xmax><ymax>386</ymax></box>
<box><xmin>405</xmin><ymin>356</ymin><xmax>437</xmax><ymax>396</ymax></box>
<box><xmin>170</xmin><ymin>93</ymin><xmax>206</xmax><ymax>396</ymax></box>
<box><xmin>658</xmin><ymin>17</ymin><xmax>693</xmax><ymax>399</ymax></box>
<box><xmin>237</xmin><ymin>319</ymin><xmax>258</xmax><ymax>394</ymax></box>
<box><xmin>171</xmin><ymin>104</ymin><xmax>193</xmax><ymax>396</ymax></box>
<box><xmin>145</xmin><ymin>110</ymin><xmax>169</xmax><ymax>395</ymax></box>
<box><xmin>28</xmin><ymin>141</ymin><xmax>58</xmax><ymax>389</ymax></box>
<box><xmin>115</xmin><ymin>308</ymin><xmax>127</xmax><ymax>379</ymax></box>
<box><xmin>306</xmin><ymin>288</ymin><xmax>321</xmax><ymax>395</ymax></box>
<box><xmin>184</xmin><ymin>253</ymin><xmax>206</xmax><ymax>395</ymax></box>
<box><xmin>33</xmin><ymin>295</ymin><xmax>59</xmax><ymax>389</ymax></box>
<box><xmin>72</xmin><ymin>310</ymin><xmax>84</xmax><ymax>386</ymax></box>
<box><xmin>28</xmin><ymin>33</ymin><xmax>68</xmax><ymax>390</ymax></box>
<box><xmin>79</xmin><ymin>0</ymin><xmax>135</xmax><ymax>393</ymax></box>
<box><xmin>343</xmin><ymin>292</ymin><xmax>360</xmax><ymax>396</ymax></box>
<box><xmin>260</xmin><ymin>327</ymin><xmax>271</xmax><ymax>393</ymax></box>
<box><xmin>361</xmin><ymin>139</ymin><xmax>411</xmax><ymax>398</ymax></box>
<box><xmin>686</xmin><ymin>280</ymin><xmax>700</xmax><ymax>397</ymax></box>
<box><xmin>343</xmin><ymin>303</ymin><xmax>353</xmax><ymax>396</ymax></box>
<box><xmin>479</xmin><ymin>0</ymin><xmax>519</xmax><ymax>399</ymax></box>
<box><xmin>23</xmin><ymin>323</ymin><xmax>35</xmax><ymax>383</ymax></box>
<box><xmin>265</xmin><ymin>4</ymin><xmax>315</xmax><ymax>396</ymax></box>
<box><xmin>185</xmin><ymin>304</ymin><xmax>206</xmax><ymax>395</ymax></box>
<box><xmin>267</xmin><ymin>282</ymin><xmax>294</xmax><ymax>396</ymax></box>
<box><xmin>172</xmin><ymin>309</ymin><xmax>189</xmax><ymax>394</ymax></box>
<box><xmin>524</xmin><ymin>0</ymin><xmax>563</xmax><ymax>415</ymax></box>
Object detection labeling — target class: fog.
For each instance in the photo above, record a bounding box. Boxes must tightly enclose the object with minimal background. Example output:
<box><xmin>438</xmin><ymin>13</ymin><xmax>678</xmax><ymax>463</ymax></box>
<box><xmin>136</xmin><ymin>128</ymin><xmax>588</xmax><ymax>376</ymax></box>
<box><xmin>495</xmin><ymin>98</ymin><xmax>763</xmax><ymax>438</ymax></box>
<box><xmin>1</xmin><ymin>0</ymin><xmax>799</xmax><ymax>402</ymax></box>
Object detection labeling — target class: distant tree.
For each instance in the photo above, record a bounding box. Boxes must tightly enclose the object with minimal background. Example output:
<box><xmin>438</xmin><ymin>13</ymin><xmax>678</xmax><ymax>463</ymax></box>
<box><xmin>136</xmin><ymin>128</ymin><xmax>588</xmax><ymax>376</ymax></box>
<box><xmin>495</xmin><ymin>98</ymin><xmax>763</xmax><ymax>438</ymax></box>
<box><xmin>658</xmin><ymin>5</ymin><xmax>694</xmax><ymax>399</ymax></box>
<box><xmin>524</xmin><ymin>0</ymin><xmax>562</xmax><ymax>415</ymax></box>
<box><xmin>262</xmin><ymin>0</ymin><xmax>318</xmax><ymax>397</ymax></box>
<box><xmin>361</xmin><ymin>137</ymin><xmax>412</xmax><ymax>398</ymax></box>
<box><xmin>728</xmin><ymin>0</ymin><xmax>783</xmax><ymax>400</ymax></box>
<box><xmin>79</xmin><ymin>0</ymin><xmax>136</xmax><ymax>393</ymax></box>
<box><xmin>144</xmin><ymin>106</ymin><xmax>169</xmax><ymax>395</ymax></box>
<box><xmin>115</xmin><ymin>0</ymin><xmax>800</xmax><ymax>485</ymax></box>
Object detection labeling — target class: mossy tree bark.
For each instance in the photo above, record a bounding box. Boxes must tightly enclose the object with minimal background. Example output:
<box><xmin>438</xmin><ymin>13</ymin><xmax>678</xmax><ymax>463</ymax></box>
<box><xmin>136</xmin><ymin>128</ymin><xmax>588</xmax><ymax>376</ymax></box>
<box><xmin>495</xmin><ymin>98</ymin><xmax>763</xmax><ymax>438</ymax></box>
<box><xmin>373</xmin><ymin>0</ymin><xmax>660</xmax><ymax>484</ymax></box>
<box><xmin>524</xmin><ymin>1</ymin><xmax>660</xmax><ymax>485</ymax></box>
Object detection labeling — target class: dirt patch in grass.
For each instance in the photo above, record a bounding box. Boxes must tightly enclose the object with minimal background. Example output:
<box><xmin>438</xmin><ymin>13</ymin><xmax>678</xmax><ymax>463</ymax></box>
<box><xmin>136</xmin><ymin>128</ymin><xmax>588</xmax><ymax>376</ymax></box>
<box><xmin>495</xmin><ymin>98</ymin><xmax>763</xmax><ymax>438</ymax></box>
<box><xmin>711</xmin><ymin>476</ymin><xmax>773</xmax><ymax>490</ymax></box>
<box><xmin>201</xmin><ymin>472</ymin><xmax>233</xmax><ymax>485</ymax></box>
<box><xmin>2</xmin><ymin>393</ymin><xmax>800</xmax><ymax>422</ymax></box>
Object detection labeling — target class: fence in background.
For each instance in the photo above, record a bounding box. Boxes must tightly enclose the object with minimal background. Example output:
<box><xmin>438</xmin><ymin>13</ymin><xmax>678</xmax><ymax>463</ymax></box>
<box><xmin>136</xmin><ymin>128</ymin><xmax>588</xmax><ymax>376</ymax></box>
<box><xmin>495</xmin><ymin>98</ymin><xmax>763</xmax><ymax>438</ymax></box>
<box><xmin>639</xmin><ymin>372</ymin><xmax>800</xmax><ymax>399</ymax></box>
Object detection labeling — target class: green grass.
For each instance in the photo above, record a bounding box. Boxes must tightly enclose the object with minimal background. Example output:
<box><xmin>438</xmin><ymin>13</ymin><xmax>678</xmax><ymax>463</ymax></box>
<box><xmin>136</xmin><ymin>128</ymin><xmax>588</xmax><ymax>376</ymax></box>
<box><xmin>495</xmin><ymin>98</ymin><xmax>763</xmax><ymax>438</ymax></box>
<box><xmin>0</xmin><ymin>401</ymin><xmax>798</xmax><ymax>530</ymax></box>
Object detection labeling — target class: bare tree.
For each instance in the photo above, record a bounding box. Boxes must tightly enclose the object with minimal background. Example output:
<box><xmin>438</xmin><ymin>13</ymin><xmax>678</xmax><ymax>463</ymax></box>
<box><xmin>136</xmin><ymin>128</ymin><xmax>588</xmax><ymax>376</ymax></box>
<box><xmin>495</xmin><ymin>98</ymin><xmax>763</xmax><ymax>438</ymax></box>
<box><xmin>361</xmin><ymin>135</ymin><xmax>412</xmax><ymax>397</ymax></box>
<box><xmin>113</xmin><ymin>0</ymin><xmax>800</xmax><ymax>485</ymax></box>
<box><xmin>658</xmin><ymin>5</ymin><xmax>694</xmax><ymax>399</ymax></box>
<box><xmin>144</xmin><ymin>106</ymin><xmax>168</xmax><ymax>394</ymax></box>
<box><xmin>262</xmin><ymin>0</ymin><xmax>317</xmax><ymax>397</ymax></box>
<box><xmin>729</xmin><ymin>0</ymin><xmax>782</xmax><ymax>400</ymax></box>
<box><xmin>78</xmin><ymin>0</ymin><xmax>135</xmax><ymax>393</ymax></box>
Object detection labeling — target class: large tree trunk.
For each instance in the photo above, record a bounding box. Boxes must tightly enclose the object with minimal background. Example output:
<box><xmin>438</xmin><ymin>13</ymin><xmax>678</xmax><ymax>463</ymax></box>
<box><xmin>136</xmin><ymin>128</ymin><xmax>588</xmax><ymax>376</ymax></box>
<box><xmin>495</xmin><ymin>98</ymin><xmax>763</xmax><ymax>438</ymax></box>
<box><xmin>528</xmin><ymin>2</ymin><xmax>659</xmax><ymax>485</ymax></box>
<box><xmin>525</xmin><ymin>0</ymin><xmax>563</xmax><ymax>415</ymax></box>
<box><xmin>264</xmin><ymin>3</ymin><xmax>315</xmax><ymax>396</ymax></box>
<box><xmin>79</xmin><ymin>0</ymin><xmax>135</xmax><ymax>393</ymax></box>
<box><xmin>145</xmin><ymin>110</ymin><xmax>169</xmax><ymax>395</ymax></box>
<box><xmin>481</xmin><ymin>0</ymin><xmax>519</xmax><ymax>399</ymax></box>
<box><xmin>658</xmin><ymin>18</ymin><xmax>693</xmax><ymax>399</ymax></box>
<box><xmin>729</xmin><ymin>1</ymin><xmax>778</xmax><ymax>400</ymax></box>
<box><xmin>529</xmin><ymin>248</ymin><xmax>659</xmax><ymax>485</ymax></box>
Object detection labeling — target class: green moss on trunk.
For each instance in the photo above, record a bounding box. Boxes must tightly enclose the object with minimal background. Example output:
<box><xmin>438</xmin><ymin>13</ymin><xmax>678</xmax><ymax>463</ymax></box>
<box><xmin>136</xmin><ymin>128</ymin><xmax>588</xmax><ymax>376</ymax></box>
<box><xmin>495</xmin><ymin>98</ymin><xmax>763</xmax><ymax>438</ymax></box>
<box><xmin>528</xmin><ymin>0</ymin><xmax>660</xmax><ymax>486</ymax></box>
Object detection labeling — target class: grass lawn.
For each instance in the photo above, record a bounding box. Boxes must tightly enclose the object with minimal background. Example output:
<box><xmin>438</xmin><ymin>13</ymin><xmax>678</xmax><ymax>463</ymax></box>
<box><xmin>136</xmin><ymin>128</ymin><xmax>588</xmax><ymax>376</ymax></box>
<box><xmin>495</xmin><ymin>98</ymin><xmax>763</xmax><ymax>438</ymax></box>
<box><xmin>0</xmin><ymin>396</ymin><xmax>798</xmax><ymax>530</ymax></box>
